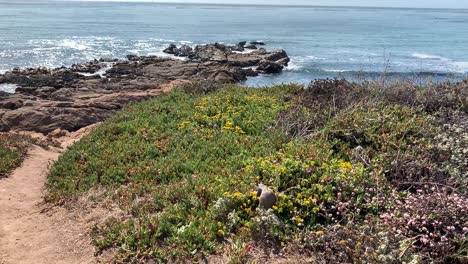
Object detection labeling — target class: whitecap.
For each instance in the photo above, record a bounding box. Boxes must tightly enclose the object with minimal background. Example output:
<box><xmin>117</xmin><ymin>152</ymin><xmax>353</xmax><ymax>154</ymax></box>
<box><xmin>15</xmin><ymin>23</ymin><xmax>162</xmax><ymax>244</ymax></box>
<box><xmin>322</xmin><ymin>69</ymin><xmax>347</xmax><ymax>73</ymax></box>
<box><xmin>285</xmin><ymin>61</ymin><xmax>302</xmax><ymax>71</ymax></box>
<box><xmin>0</xmin><ymin>84</ymin><xmax>18</xmax><ymax>94</ymax></box>
<box><xmin>60</xmin><ymin>39</ymin><xmax>89</xmax><ymax>50</ymax></box>
<box><xmin>306</xmin><ymin>55</ymin><xmax>326</xmax><ymax>60</ymax></box>
<box><xmin>412</xmin><ymin>53</ymin><xmax>448</xmax><ymax>61</ymax></box>
<box><xmin>150</xmin><ymin>38</ymin><xmax>177</xmax><ymax>43</ymax></box>
<box><xmin>450</xmin><ymin>61</ymin><xmax>468</xmax><ymax>73</ymax></box>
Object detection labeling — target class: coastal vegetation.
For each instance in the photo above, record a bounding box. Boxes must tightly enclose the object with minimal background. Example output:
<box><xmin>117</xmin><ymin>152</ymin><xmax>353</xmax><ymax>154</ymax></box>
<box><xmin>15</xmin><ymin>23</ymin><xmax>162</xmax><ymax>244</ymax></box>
<box><xmin>47</xmin><ymin>79</ymin><xmax>467</xmax><ymax>263</ymax></box>
<box><xmin>0</xmin><ymin>133</ymin><xmax>30</xmax><ymax>177</ymax></box>
<box><xmin>0</xmin><ymin>133</ymin><xmax>58</xmax><ymax>178</ymax></box>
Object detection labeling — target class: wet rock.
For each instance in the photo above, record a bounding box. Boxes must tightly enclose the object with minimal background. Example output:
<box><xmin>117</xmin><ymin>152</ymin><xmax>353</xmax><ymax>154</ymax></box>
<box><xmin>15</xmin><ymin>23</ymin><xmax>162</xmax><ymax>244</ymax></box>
<box><xmin>276</xmin><ymin>57</ymin><xmax>290</xmax><ymax>67</ymax></box>
<box><xmin>263</xmin><ymin>49</ymin><xmax>289</xmax><ymax>62</ymax></box>
<box><xmin>193</xmin><ymin>44</ymin><xmax>230</xmax><ymax>62</ymax></box>
<box><xmin>227</xmin><ymin>54</ymin><xmax>261</xmax><ymax>67</ymax></box>
<box><xmin>229</xmin><ymin>41</ymin><xmax>247</xmax><ymax>52</ymax></box>
<box><xmin>229</xmin><ymin>44</ymin><xmax>245</xmax><ymax>52</ymax></box>
<box><xmin>163</xmin><ymin>43</ymin><xmax>178</xmax><ymax>55</ymax></box>
<box><xmin>0</xmin><ymin>97</ymin><xmax>23</xmax><ymax>110</ymax></box>
<box><xmin>0</xmin><ymin>42</ymin><xmax>289</xmax><ymax>134</ymax></box>
<box><xmin>126</xmin><ymin>54</ymin><xmax>140</xmax><ymax>61</ymax></box>
<box><xmin>244</xmin><ymin>44</ymin><xmax>257</xmax><ymax>50</ymax></box>
<box><xmin>177</xmin><ymin>45</ymin><xmax>193</xmax><ymax>57</ymax></box>
<box><xmin>250</xmin><ymin>41</ymin><xmax>266</xmax><ymax>45</ymax></box>
<box><xmin>256</xmin><ymin>60</ymin><xmax>284</xmax><ymax>74</ymax></box>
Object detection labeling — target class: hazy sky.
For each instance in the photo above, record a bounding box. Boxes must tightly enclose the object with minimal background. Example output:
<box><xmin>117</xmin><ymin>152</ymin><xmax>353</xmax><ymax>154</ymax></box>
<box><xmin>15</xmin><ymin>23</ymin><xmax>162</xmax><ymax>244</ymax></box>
<box><xmin>87</xmin><ymin>0</ymin><xmax>468</xmax><ymax>9</ymax></box>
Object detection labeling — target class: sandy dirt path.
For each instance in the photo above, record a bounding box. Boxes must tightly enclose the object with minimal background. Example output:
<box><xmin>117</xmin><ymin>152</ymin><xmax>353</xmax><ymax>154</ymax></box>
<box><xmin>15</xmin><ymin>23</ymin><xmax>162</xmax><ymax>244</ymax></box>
<box><xmin>0</xmin><ymin>127</ymin><xmax>96</xmax><ymax>264</ymax></box>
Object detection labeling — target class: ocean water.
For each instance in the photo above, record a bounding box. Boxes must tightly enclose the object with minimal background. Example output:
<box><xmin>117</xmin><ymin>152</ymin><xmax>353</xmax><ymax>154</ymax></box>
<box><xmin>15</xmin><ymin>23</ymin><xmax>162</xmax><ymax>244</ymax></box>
<box><xmin>0</xmin><ymin>1</ymin><xmax>467</xmax><ymax>88</ymax></box>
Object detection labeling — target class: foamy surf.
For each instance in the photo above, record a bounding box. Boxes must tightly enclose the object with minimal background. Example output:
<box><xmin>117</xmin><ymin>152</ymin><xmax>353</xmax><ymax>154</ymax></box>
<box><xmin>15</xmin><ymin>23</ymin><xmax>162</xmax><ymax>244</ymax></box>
<box><xmin>412</xmin><ymin>53</ymin><xmax>448</xmax><ymax>60</ymax></box>
<box><xmin>0</xmin><ymin>84</ymin><xmax>18</xmax><ymax>94</ymax></box>
<box><xmin>60</xmin><ymin>39</ymin><xmax>90</xmax><ymax>51</ymax></box>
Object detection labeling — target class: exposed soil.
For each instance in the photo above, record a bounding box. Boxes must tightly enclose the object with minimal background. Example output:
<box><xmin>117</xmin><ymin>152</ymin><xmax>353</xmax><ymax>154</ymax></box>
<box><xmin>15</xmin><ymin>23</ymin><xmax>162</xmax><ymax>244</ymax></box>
<box><xmin>0</xmin><ymin>127</ymin><xmax>96</xmax><ymax>264</ymax></box>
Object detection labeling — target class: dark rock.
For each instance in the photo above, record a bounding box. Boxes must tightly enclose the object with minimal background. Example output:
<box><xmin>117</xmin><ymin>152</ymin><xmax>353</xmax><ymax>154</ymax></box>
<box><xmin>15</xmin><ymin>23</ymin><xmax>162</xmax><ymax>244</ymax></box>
<box><xmin>0</xmin><ymin>98</ymin><xmax>23</xmax><ymax>110</ymax></box>
<box><xmin>256</xmin><ymin>60</ymin><xmax>284</xmax><ymax>74</ymax></box>
<box><xmin>263</xmin><ymin>49</ymin><xmax>289</xmax><ymax>62</ymax></box>
<box><xmin>276</xmin><ymin>57</ymin><xmax>290</xmax><ymax>67</ymax></box>
<box><xmin>250</xmin><ymin>41</ymin><xmax>266</xmax><ymax>45</ymax></box>
<box><xmin>193</xmin><ymin>44</ymin><xmax>229</xmax><ymax>62</ymax></box>
<box><xmin>238</xmin><ymin>41</ymin><xmax>247</xmax><ymax>47</ymax></box>
<box><xmin>163</xmin><ymin>43</ymin><xmax>178</xmax><ymax>55</ymax></box>
<box><xmin>126</xmin><ymin>55</ymin><xmax>139</xmax><ymax>61</ymax></box>
<box><xmin>229</xmin><ymin>44</ymin><xmax>245</xmax><ymax>52</ymax></box>
<box><xmin>0</xmin><ymin>42</ymin><xmax>289</xmax><ymax>134</ymax></box>
<box><xmin>244</xmin><ymin>44</ymin><xmax>257</xmax><ymax>50</ymax></box>
<box><xmin>227</xmin><ymin>54</ymin><xmax>261</xmax><ymax>67</ymax></box>
<box><xmin>176</xmin><ymin>45</ymin><xmax>193</xmax><ymax>57</ymax></box>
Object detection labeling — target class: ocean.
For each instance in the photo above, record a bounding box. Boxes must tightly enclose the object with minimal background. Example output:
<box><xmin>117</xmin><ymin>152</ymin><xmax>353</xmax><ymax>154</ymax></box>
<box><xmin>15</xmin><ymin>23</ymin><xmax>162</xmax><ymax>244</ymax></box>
<box><xmin>1</xmin><ymin>1</ymin><xmax>467</xmax><ymax>89</ymax></box>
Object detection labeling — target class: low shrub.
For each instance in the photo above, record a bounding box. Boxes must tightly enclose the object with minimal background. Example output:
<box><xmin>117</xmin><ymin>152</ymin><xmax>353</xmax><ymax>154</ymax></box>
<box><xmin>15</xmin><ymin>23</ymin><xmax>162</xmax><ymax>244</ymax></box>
<box><xmin>47</xmin><ymin>80</ymin><xmax>467</xmax><ymax>262</ymax></box>
<box><xmin>0</xmin><ymin>133</ymin><xmax>32</xmax><ymax>177</ymax></box>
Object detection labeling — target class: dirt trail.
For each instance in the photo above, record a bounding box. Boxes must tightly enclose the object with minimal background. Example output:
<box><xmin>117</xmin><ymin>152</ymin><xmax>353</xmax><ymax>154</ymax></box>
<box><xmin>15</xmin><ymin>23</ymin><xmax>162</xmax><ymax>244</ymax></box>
<box><xmin>0</xmin><ymin>126</ymin><xmax>96</xmax><ymax>264</ymax></box>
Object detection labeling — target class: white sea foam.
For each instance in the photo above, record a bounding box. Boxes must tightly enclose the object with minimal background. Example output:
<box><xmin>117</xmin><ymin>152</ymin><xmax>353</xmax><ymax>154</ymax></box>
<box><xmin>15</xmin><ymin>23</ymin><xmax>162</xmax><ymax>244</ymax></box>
<box><xmin>150</xmin><ymin>38</ymin><xmax>178</xmax><ymax>43</ymax></box>
<box><xmin>322</xmin><ymin>69</ymin><xmax>347</xmax><ymax>73</ymax></box>
<box><xmin>450</xmin><ymin>61</ymin><xmax>468</xmax><ymax>73</ymax></box>
<box><xmin>59</xmin><ymin>39</ymin><xmax>89</xmax><ymax>50</ymax></box>
<box><xmin>0</xmin><ymin>84</ymin><xmax>18</xmax><ymax>94</ymax></box>
<box><xmin>78</xmin><ymin>64</ymin><xmax>114</xmax><ymax>77</ymax></box>
<box><xmin>285</xmin><ymin>61</ymin><xmax>302</xmax><ymax>71</ymax></box>
<box><xmin>412</xmin><ymin>53</ymin><xmax>448</xmax><ymax>60</ymax></box>
<box><xmin>305</xmin><ymin>55</ymin><xmax>326</xmax><ymax>60</ymax></box>
<box><xmin>284</xmin><ymin>55</ymin><xmax>326</xmax><ymax>71</ymax></box>
<box><xmin>232</xmin><ymin>50</ymin><xmax>255</xmax><ymax>54</ymax></box>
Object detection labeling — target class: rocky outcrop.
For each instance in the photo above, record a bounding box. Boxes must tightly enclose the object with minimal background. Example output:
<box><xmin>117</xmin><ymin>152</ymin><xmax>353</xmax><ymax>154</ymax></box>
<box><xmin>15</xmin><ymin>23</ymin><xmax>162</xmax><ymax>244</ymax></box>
<box><xmin>250</xmin><ymin>41</ymin><xmax>265</xmax><ymax>46</ymax></box>
<box><xmin>256</xmin><ymin>60</ymin><xmax>284</xmax><ymax>74</ymax></box>
<box><xmin>244</xmin><ymin>44</ymin><xmax>258</xmax><ymax>50</ymax></box>
<box><xmin>163</xmin><ymin>44</ymin><xmax>194</xmax><ymax>57</ymax></box>
<box><xmin>0</xmin><ymin>42</ymin><xmax>289</xmax><ymax>134</ymax></box>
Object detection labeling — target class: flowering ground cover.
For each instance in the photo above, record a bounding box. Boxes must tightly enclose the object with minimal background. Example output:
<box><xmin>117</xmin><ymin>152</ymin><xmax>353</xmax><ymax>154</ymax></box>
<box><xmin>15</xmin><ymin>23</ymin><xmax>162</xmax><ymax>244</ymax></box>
<box><xmin>47</xmin><ymin>80</ymin><xmax>467</xmax><ymax>263</ymax></box>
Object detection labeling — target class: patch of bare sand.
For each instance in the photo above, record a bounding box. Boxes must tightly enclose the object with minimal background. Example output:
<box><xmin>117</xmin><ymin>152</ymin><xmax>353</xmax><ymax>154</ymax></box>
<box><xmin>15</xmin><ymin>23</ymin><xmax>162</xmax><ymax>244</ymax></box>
<box><xmin>0</xmin><ymin>125</ymin><xmax>103</xmax><ymax>264</ymax></box>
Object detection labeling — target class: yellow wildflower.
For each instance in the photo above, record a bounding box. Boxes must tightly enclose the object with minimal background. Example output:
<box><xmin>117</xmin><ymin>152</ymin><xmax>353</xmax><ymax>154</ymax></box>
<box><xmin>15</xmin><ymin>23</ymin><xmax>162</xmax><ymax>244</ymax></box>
<box><xmin>340</xmin><ymin>161</ymin><xmax>353</xmax><ymax>171</ymax></box>
<box><xmin>293</xmin><ymin>216</ymin><xmax>304</xmax><ymax>223</ymax></box>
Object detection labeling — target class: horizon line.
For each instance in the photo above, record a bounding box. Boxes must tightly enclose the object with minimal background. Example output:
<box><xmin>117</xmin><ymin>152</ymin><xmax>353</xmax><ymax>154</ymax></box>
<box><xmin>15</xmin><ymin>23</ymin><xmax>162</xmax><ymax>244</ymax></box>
<box><xmin>2</xmin><ymin>0</ymin><xmax>468</xmax><ymax>10</ymax></box>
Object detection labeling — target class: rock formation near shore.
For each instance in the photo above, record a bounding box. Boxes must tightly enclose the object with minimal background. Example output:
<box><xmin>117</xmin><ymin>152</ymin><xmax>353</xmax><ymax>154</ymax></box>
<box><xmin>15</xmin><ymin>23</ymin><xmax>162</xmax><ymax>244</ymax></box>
<box><xmin>0</xmin><ymin>43</ymin><xmax>289</xmax><ymax>134</ymax></box>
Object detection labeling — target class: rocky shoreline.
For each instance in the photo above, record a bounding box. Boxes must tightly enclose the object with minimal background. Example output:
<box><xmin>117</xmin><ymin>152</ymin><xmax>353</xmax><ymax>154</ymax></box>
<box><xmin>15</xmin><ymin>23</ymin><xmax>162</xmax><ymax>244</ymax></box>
<box><xmin>0</xmin><ymin>42</ymin><xmax>289</xmax><ymax>134</ymax></box>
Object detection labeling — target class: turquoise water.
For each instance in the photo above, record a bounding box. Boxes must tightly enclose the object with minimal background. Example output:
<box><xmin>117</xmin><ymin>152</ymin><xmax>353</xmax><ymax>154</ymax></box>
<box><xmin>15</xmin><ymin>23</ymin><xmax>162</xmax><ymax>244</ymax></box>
<box><xmin>0</xmin><ymin>1</ymin><xmax>467</xmax><ymax>87</ymax></box>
